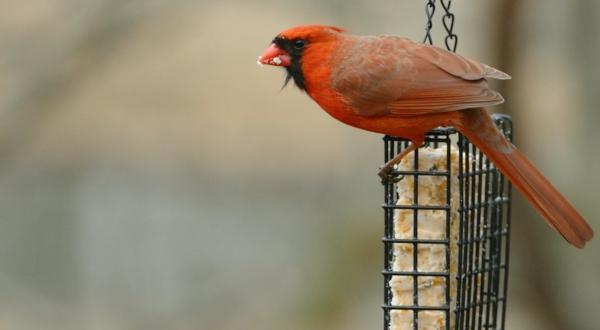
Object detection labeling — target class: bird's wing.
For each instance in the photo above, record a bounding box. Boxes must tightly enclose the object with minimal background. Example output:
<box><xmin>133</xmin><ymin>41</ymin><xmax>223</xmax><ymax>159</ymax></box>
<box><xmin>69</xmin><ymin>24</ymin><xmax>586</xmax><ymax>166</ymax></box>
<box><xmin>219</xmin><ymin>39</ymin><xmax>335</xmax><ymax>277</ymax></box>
<box><xmin>331</xmin><ymin>36</ymin><xmax>510</xmax><ymax>117</ymax></box>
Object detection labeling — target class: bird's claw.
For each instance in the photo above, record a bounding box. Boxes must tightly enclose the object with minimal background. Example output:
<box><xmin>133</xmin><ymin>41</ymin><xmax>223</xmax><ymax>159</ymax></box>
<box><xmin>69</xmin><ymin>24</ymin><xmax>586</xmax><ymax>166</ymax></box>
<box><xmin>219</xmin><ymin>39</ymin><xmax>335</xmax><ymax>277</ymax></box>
<box><xmin>378</xmin><ymin>166</ymin><xmax>399</xmax><ymax>184</ymax></box>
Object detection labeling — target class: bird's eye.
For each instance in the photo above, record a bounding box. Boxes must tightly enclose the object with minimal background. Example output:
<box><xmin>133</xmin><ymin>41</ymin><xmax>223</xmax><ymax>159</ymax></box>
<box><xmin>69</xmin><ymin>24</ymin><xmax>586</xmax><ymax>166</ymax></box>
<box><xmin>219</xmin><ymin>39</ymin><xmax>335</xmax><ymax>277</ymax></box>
<box><xmin>294</xmin><ymin>40</ymin><xmax>305</xmax><ymax>49</ymax></box>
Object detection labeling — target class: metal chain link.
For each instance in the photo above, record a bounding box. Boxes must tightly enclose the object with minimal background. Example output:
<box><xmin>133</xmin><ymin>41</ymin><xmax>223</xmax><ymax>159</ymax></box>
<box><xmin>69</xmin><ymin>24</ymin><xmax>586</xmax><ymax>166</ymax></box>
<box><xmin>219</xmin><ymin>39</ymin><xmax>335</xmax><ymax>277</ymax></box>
<box><xmin>423</xmin><ymin>0</ymin><xmax>458</xmax><ymax>52</ymax></box>
<box><xmin>440</xmin><ymin>0</ymin><xmax>458</xmax><ymax>52</ymax></box>
<box><xmin>423</xmin><ymin>0</ymin><xmax>436</xmax><ymax>44</ymax></box>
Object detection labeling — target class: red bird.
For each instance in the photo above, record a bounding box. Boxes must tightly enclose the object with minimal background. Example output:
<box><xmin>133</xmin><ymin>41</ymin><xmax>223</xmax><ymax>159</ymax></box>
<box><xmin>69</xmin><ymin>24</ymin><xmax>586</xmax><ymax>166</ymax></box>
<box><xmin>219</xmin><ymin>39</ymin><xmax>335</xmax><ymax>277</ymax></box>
<box><xmin>258</xmin><ymin>25</ymin><xmax>593</xmax><ymax>248</ymax></box>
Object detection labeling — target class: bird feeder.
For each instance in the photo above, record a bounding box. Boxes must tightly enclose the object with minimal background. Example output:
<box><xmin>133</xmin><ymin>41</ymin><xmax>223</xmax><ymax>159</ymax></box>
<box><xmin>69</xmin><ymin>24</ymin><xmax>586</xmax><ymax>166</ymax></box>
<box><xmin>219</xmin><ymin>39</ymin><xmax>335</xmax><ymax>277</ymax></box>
<box><xmin>381</xmin><ymin>2</ymin><xmax>512</xmax><ymax>329</ymax></box>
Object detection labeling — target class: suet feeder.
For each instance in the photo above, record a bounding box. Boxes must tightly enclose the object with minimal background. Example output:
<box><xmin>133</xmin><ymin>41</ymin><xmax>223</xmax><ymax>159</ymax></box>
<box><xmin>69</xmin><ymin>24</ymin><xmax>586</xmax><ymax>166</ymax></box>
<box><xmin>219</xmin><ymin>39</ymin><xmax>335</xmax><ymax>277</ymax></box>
<box><xmin>381</xmin><ymin>2</ymin><xmax>512</xmax><ymax>329</ymax></box>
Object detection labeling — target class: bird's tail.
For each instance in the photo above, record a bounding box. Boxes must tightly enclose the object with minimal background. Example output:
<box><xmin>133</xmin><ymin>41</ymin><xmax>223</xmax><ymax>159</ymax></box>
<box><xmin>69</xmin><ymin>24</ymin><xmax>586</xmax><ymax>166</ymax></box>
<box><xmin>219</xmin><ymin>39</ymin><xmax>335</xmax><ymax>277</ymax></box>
<box><xmin>453</xmin><ymin>108</ymin><xmax>593</xmax><ymax>248</ymax></box>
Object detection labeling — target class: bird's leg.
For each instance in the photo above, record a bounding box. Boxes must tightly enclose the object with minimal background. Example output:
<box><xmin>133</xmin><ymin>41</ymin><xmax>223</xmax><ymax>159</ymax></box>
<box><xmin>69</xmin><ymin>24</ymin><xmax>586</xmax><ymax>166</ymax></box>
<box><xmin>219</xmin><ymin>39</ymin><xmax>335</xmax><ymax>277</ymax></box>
<box><xmin>378</xmin><ymin>140</ymin><xmax>423</xmax><ymax>183</ymax></box>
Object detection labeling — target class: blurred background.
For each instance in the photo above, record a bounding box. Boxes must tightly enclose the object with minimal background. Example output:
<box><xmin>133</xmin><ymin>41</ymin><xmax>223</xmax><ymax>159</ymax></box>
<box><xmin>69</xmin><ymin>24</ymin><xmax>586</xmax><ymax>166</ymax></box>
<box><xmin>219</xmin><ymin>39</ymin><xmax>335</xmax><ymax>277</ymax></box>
<box><xmin>1</xmin><ymin>0</ymin><xmax>599</xmax><ymax>329</ymax></box>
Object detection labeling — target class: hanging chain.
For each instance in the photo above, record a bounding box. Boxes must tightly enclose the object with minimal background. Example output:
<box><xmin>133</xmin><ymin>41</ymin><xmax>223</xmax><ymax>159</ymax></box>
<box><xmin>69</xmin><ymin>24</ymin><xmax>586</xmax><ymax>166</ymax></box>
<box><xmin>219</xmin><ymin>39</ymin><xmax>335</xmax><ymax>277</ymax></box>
<box><xmin>440</xmin><ymin>0</ymin><xmax>458</xmax><ymax>52</ymax></box>
<box><xmin>423</xmin><ymin>0</ymin><xmax>436</xmax><ymax>44</ymax></box>
<box><xmin>423</xmin><ymin>0</ymin><xmax>458</xmax><ymax>52</ymax></box>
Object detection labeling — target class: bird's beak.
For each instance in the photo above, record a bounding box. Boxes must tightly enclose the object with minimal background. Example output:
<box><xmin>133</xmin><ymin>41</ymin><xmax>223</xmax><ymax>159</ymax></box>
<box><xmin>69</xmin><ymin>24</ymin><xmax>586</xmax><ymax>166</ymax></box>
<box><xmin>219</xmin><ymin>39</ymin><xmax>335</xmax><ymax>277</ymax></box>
<box><xmin>258</xmin><ymin>44</ymin><xmax>291</xmax><ymax>67</ymax></box>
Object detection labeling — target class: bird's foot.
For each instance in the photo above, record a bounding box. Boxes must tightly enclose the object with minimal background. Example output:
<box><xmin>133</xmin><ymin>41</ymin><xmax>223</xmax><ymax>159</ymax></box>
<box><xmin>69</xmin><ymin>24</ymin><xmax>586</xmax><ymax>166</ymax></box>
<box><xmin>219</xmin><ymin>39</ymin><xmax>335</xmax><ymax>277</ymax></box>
<box><xmin>378</xmin><ymin>165</ymin><xmax>399</xmax><ymax>184</ymax></box>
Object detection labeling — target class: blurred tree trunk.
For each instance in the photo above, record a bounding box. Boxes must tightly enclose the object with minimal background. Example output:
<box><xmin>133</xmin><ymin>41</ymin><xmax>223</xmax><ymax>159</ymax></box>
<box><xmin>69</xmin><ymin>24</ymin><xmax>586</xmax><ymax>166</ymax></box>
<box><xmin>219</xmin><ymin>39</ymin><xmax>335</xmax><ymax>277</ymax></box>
<box><xmin>493</xmin><ymin>0</ymin><xmax>567</xmax><ymax>329</ymax></box>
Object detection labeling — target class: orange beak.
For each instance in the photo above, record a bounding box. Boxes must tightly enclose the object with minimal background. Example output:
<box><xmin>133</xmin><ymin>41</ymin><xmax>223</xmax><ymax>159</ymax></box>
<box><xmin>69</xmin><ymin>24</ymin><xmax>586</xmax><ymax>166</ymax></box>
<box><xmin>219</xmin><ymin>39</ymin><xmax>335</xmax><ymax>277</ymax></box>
<box><xmin>258</xmin><ymin>44</ymin><xmax>291</xmax><ymax>67</ymax></box>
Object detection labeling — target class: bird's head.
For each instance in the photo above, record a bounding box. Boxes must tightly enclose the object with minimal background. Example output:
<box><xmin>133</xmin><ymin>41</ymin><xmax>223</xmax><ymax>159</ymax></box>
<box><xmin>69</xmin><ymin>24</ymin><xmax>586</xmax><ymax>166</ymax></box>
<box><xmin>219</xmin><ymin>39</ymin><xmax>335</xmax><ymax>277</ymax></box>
<box><xmin>258</xmin><ymin>25</ymin><xmax>346</xmax><ymax>90</ymax></box>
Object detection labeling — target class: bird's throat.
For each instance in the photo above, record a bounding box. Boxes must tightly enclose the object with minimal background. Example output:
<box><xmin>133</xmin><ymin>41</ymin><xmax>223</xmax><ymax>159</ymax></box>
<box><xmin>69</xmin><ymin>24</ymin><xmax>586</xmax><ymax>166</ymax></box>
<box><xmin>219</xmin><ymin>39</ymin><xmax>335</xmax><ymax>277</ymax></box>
<box><xmin>285</xmin><ymin>57</ymin><xmax>305</xmax><ymax>90</ymax></box>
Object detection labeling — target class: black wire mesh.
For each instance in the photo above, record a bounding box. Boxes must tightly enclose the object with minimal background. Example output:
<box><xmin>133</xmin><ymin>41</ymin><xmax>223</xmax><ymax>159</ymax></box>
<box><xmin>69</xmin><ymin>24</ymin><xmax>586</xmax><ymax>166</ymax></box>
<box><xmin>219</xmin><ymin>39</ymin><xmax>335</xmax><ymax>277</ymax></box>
<box><xmin>382</xmin><ymin>114</ymin><xmax>512</xmax><ymax>330</ymax></box>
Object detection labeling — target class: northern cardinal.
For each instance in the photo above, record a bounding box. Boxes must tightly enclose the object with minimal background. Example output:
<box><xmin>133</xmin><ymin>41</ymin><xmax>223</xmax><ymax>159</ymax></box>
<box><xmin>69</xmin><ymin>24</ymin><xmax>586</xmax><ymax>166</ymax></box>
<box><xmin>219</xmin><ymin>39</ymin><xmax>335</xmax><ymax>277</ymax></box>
<box><xmin>258</xmin><ymin>25</ymin><xmax>593</xmax><ymax>248</ymax></box>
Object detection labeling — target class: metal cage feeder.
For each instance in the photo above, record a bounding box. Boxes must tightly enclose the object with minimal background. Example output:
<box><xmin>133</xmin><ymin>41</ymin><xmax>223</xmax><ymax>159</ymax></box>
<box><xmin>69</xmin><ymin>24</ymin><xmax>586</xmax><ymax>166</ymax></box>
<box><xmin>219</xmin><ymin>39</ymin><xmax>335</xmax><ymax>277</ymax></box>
<box><xmin>382</xmin><ymin>114</ymin><xmax>512</xmax><ymax>330</ymax></box>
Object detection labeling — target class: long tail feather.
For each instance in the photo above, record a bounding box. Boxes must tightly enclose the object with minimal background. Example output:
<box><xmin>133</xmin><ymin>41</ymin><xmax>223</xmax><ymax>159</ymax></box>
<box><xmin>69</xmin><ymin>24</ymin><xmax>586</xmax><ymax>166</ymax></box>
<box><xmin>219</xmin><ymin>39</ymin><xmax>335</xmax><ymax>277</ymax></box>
<box><xmin>453</xmin><ymin>108</ymin><xmax>593</xmax><ymax>248</ymax></box>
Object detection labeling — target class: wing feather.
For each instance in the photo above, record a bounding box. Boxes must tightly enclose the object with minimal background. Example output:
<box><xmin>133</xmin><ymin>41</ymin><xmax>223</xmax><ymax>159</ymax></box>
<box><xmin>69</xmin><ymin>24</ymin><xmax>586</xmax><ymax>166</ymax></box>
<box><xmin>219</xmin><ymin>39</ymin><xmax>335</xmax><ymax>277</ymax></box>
<box><xmin>331</xmin><ymin>36</ymin><xmax>510</xmax><ymax>118</ymax></box>
<box><xmin>413</xmin><ymin>44</ymin><xmax>511</xmax><ymax>81</ymax></box>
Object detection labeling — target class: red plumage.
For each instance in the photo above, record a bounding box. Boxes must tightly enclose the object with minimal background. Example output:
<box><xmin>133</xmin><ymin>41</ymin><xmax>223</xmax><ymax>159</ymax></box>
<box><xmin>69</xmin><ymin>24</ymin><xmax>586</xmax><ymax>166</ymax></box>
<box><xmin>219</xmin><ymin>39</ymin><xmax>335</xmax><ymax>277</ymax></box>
<box><xmin>259</xmin><ymin>25</ymin><xmax>593</xmax><ymax>248</ymax></box>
